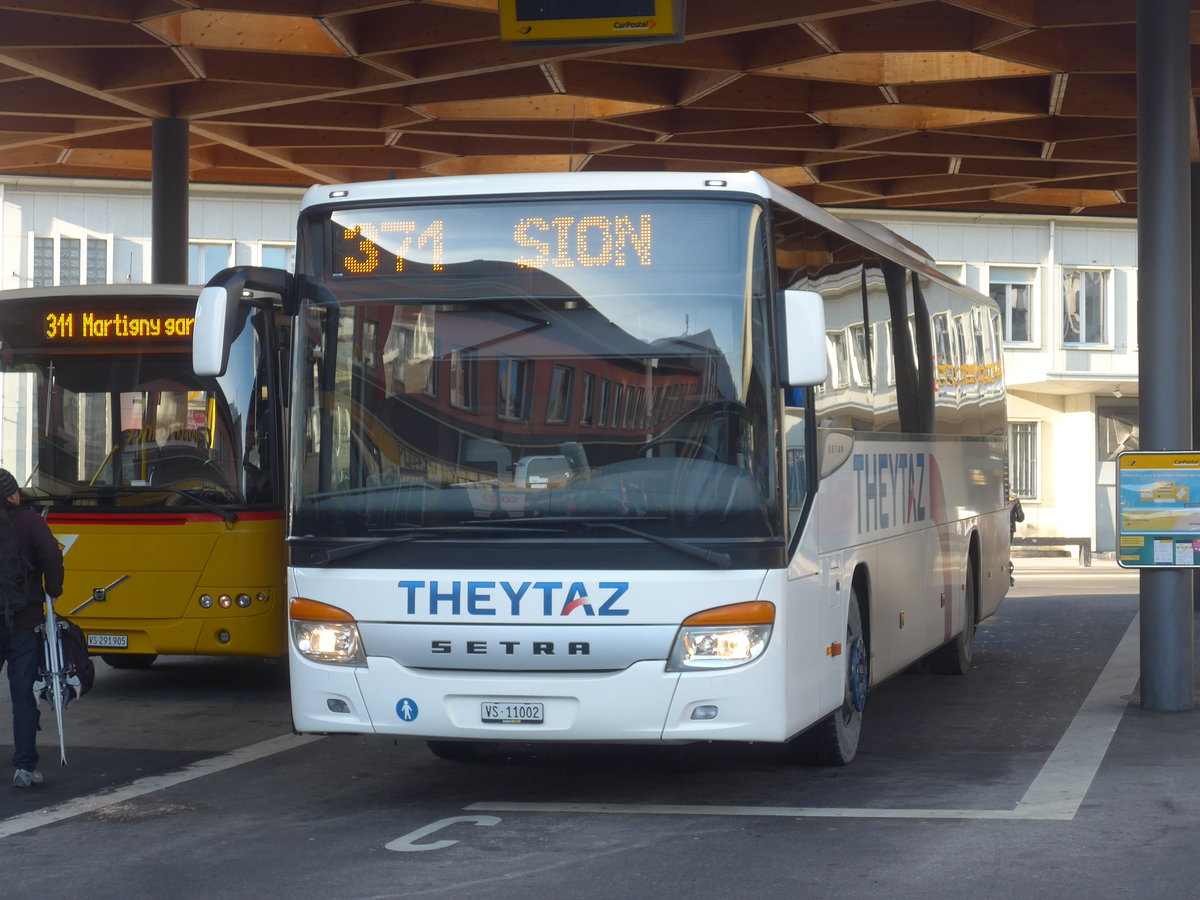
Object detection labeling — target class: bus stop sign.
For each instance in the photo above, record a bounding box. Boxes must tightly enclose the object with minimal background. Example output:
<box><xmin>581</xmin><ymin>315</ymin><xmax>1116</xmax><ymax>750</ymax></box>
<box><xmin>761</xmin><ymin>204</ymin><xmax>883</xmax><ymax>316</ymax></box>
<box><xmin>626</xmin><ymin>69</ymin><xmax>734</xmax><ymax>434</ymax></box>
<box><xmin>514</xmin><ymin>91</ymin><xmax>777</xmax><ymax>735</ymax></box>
<box><xmin>1117</xmin><ymin>451</ymin><xmax>1200</xmax><ymax>567</ymax></box>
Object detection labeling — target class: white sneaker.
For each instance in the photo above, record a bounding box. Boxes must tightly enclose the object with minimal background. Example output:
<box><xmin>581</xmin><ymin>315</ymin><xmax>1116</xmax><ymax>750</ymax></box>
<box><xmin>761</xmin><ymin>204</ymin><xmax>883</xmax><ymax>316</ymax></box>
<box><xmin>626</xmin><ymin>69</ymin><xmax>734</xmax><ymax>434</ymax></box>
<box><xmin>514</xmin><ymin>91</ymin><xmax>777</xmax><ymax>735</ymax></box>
<box><xmin>12</xmin><ymin>769</ymin><xmax>43</xmax><ymax>788</ymax></box>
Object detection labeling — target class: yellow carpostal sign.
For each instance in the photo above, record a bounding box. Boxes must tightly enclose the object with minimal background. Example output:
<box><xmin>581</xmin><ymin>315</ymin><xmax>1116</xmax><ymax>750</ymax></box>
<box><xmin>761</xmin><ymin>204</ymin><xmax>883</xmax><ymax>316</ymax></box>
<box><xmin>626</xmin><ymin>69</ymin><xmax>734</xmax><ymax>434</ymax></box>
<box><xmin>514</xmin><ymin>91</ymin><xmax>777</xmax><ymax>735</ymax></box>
<box><xmin>499</xmin><ymin>0</ymin><xmax>683</xmax><ymax>43</ymax></box>
<box><xmin>1116</xmin><ymin>451</ymin><xmax>1200</xmax><ymax>567</ymax></box>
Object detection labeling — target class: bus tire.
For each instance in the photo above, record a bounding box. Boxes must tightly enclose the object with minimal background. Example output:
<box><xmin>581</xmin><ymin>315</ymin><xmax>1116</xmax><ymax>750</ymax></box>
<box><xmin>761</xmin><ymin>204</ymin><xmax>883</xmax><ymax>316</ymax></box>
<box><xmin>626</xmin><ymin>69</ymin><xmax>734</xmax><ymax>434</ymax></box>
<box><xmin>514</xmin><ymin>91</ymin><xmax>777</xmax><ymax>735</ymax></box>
<box><xmin>928</xmin><ymin>555</ymin><xmax>977</xmax><ymax>675</ymax></box>
<box><xmin>101</xmin><ymin>653</ymin><xmax>157</xmax><ymax>669</ymax></box>
<box><xmin>426</xmin><ymin>740</ymin><xmax>500</xmax><ymax>762</ymax></box>
<box><xmin>786</xmin><ymin>590</ymin><xmax>867</xmax><ymax>766</ymax></box>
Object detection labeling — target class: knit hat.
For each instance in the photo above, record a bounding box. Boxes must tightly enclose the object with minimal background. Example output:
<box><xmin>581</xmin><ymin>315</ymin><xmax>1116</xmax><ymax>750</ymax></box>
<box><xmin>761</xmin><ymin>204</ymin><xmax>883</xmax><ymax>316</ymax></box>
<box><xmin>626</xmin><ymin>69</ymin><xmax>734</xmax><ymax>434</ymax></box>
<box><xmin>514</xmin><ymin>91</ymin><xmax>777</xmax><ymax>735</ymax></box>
<box><xmin>0</xmin><ymin>468</ymin><xmax>18</xmax><ymax>501</ymax></box>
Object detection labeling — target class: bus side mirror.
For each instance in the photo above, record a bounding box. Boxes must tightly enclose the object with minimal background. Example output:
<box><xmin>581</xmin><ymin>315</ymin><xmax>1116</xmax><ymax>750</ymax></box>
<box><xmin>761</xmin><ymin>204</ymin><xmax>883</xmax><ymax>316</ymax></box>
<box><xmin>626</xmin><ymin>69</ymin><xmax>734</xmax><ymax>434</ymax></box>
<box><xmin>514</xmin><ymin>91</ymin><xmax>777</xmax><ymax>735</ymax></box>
<box><xmin>780</xmin><ymin>289</ymin><xmax>828</xmax><ymax>387</ymax></box>
<box><xmin>194</xmin><ymin>266</ymin><xmax>292</xmax><ymax>376</ymax></box>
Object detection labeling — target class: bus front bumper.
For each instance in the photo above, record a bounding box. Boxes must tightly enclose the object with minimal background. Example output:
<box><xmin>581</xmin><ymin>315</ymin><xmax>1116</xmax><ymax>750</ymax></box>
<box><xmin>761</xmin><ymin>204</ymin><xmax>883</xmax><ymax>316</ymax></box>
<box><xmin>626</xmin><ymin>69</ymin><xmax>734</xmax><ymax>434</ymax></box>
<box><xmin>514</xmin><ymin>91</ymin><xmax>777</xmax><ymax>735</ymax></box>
<box><xmin>290</xmin><ymin>652</ymin><xmax>794</xmax><ymax>744</ymax></box>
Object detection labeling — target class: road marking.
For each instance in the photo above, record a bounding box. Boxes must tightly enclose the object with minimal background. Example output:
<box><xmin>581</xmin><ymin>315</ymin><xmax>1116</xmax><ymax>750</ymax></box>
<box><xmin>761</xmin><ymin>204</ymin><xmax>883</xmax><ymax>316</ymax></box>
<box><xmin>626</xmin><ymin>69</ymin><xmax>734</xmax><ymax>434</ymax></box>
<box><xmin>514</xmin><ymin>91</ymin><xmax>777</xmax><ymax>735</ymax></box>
<box><xmin>385</xmin><ymin>815</ymin><xmax>502</xmax><ymax>852</ymax></box>
<box><xmin>1014</xmin><ymin>611</ymin><xmax>1139</xmax><ymax>818</ymax></box>
<box><xmin>469</xmin><ymin>614</ymin><xmax>1141</xmax><ymax>823</ymax></box>
<box><xmin>0</xmin><ymin>733</ymin><xmax>321</xmax><ymax>839</ymax></box>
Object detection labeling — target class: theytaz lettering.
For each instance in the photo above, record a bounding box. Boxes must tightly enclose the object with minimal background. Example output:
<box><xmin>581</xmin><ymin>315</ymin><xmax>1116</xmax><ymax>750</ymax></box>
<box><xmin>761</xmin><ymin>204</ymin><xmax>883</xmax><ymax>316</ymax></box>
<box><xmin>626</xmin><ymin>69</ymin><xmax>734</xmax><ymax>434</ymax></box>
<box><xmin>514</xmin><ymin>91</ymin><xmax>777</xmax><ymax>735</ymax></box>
<box><xmin>396</xmin><ymin>580</ymin><xmax>630</xmax><ymax>617</ymax></box>
<box><xmin>853</xmin><ymin>452</ymin><xmax>929</xmax><ymax>534</ymax></box>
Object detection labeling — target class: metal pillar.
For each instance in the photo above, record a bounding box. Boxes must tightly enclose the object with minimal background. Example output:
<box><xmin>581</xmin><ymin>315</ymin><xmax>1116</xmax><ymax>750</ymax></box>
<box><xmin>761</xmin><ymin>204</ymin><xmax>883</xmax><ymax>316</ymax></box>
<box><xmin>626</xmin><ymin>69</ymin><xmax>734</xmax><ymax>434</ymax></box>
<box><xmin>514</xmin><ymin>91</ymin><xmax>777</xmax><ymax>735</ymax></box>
<box><xmin>1136</xmin><ymin>0</ymin><xmax>1193</xmax><ymax>711</ymax></box>
<box><xmin>151</xmin><ymin>117</ymin><xmax>189</xmax><ymax>284</ymax></box>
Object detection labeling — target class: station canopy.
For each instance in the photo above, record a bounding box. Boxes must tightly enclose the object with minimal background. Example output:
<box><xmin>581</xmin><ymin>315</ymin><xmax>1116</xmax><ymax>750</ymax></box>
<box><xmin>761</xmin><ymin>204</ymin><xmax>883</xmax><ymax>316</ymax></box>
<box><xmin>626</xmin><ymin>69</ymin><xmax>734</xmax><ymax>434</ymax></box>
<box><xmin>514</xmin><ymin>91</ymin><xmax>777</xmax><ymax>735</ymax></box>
<box><xmin>0</xmin><ymin>1</ymin><xmax>1168</xmax><ymax>216</ymax></box>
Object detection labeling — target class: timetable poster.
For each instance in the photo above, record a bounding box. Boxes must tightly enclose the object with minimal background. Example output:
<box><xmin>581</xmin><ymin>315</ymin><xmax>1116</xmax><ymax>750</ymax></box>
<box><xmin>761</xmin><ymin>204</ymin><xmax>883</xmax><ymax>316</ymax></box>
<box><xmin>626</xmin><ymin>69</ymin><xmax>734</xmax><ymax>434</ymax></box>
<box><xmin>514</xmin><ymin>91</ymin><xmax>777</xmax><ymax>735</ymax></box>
<box><xmin>1117</xmin><ymin>452</ymin><xmax>1200</xmax><ymax>568</ymax></box>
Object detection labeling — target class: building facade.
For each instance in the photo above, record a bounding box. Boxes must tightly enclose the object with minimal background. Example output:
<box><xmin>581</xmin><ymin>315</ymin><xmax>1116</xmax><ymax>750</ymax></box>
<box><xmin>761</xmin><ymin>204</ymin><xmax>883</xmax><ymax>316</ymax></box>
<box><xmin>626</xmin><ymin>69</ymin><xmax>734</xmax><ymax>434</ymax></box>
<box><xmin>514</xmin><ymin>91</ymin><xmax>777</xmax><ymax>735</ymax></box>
<box><xmin>0</xmin><ymin>177</ymin><xmax>303</xmax><ymax>291</ymax></box>
<box><xmin>0</xmin><ymin>177</ymin><xmax>1139</xmax><ymax>554</ymax></box>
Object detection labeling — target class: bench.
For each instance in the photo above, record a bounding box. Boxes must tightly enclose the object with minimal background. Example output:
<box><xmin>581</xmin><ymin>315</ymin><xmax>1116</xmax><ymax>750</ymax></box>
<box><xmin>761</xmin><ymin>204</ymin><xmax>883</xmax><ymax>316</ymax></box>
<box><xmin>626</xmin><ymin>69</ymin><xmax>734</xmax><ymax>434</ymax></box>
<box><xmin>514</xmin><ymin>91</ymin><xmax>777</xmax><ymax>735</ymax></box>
<box><xmin>1012</xmin><ymin>536</ymin><xmax>1092</xmax><ymax>567</ymax></box>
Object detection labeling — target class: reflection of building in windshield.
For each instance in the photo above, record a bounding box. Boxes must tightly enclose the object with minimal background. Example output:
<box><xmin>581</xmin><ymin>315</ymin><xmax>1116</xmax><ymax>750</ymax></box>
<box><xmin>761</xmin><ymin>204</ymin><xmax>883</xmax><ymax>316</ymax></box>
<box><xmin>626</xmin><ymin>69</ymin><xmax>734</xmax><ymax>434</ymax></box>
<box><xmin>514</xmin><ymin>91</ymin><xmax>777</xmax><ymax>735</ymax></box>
<box><xmin>342</xmin><ymin>292</ymin><xmax>739</xmax><ymax>490</ymax></box>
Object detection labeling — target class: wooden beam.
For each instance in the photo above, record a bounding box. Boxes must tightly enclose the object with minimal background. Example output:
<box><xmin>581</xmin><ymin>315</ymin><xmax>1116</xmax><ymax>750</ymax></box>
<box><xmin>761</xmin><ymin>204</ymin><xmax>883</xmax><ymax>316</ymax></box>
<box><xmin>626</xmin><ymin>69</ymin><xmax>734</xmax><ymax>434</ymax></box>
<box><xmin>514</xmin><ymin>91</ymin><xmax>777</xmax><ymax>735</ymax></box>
<box><xmin>0</xmin><ymin>10</ymin><xmax>163</xmax><ymax>47</ymax></box>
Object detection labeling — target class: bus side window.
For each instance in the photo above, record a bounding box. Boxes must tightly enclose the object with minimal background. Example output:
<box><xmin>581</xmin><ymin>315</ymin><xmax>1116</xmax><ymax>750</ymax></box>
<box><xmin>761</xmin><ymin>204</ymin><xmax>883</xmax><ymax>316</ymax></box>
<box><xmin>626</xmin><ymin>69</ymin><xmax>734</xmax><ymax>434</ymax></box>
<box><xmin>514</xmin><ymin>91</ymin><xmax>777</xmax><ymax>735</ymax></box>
<box><xmin>784</xmin><ymin>405</ymin><xmax>807</xmax><ymax>541</ymax></box>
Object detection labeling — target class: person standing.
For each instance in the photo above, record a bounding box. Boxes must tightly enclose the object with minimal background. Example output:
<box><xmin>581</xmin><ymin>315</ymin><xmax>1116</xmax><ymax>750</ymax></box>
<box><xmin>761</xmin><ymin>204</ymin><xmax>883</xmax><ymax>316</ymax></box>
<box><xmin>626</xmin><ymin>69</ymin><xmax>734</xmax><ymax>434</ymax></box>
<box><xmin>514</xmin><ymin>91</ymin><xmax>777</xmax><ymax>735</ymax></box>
<box><xmin>0</xmin><ymin>468</ymin><xmax>65</xmax><ymax>788</ymax></box>
<box><xmin>1009</xmin><ymin>491</ymin><xmax>1025</xmax><ymax>538</ymax></box>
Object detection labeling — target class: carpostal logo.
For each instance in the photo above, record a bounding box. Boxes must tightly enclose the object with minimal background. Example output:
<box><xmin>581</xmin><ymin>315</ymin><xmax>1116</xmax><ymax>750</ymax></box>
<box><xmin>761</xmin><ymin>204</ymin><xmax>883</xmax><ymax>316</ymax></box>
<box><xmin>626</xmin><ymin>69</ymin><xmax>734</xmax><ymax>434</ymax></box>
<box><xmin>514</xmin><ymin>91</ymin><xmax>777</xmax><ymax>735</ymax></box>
<box><xmin>396</xmin><ymin>579</ymin><xmax>630</xmax><ymax>617</ymax></box>
<box><xmin>613</xmin><ymin>18</ymin><xmax>655</xmax><ymax>30</ymax></box>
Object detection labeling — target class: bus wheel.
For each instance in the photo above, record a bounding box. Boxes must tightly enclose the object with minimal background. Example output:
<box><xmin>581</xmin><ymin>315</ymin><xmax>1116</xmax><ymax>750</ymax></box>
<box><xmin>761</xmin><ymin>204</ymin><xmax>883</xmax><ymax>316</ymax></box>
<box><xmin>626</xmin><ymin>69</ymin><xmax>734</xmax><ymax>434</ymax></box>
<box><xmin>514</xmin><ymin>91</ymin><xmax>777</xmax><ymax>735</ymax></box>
<box><xmin>928</xmin><ymin>555</ymin><xmax>977</xmax><ymax>675</ymax></box>
<box><xmin>426</xmin><ymin>740</ymin><xmax>500</xmax><ymax>762</ymax></box>
<box><xmin>101</xmin><ymin>653</ymin><xmax>157</xmax><ymax>670</ymax></box>
<box><xmin>787</xmin><ymin>591</ymin><xmax>867</xmax><ymax>766</ymax></box>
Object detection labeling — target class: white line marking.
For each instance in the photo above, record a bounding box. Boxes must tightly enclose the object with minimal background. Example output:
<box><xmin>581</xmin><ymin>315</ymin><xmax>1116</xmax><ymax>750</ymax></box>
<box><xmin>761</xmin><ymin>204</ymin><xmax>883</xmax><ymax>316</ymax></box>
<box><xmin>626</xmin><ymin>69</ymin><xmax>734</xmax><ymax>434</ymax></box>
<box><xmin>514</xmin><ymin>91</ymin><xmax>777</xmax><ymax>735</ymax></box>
<box><xmin>0</xmin><ymin>733</ymin><xmax>322</xmax><ymax>839</ymax></box>
<box><xmin>385</xmin><ymin>815</ymin><xmax>502</xmax><ymax>852</ymax></box>
<box><xmin>1014</xmin><ymin>612</ymin><xmax>1140</xmax><ymax>818</ymax></box>
<box><xmin>468</xmin><ymin>615</ymin><xmax>1142</xmax><ymax>822</ymax></box>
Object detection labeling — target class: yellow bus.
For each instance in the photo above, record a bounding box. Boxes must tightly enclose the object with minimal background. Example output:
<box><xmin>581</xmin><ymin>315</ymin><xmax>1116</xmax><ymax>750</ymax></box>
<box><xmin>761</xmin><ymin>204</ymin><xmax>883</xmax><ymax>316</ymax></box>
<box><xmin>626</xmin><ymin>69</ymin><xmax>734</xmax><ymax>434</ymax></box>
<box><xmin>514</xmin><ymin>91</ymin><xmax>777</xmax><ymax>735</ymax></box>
<box><xmin>0</xmin><ymin>284</ymin><xmax>286</xmax><ymax>668</ymax></box>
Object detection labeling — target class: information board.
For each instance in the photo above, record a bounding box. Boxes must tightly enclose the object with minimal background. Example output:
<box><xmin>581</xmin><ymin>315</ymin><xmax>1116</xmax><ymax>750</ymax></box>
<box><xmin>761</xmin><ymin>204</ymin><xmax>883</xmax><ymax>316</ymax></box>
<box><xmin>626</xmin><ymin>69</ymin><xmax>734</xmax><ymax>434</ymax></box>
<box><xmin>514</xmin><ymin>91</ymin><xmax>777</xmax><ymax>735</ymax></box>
<box><xmin>1116</xmin><ymin>451</ymin><xmax>1200</xmax><ymax>567</ymax></box>
<box><xmin>498</xmin><ymin>0</ymin><xmax>684</xmax><ymax>44</ymax></box>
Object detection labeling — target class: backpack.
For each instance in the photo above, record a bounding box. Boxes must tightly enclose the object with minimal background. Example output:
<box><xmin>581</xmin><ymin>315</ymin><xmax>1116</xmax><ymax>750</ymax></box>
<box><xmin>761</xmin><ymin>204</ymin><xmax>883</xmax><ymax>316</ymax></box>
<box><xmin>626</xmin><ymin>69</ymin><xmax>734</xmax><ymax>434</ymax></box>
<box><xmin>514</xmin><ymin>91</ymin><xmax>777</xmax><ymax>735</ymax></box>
<box><xmin>36</xmin><ymin>617</ymin><xmax>96</xmax><ymax>706</ymax></box>
<box><xmin>0</xmin><ymin>506</ymin><xmax>38</xmax><ymax>626</ymax></box>
<box><xmin>56</xmin><ymin>618</ymin><xmax>96</xmax><ymax>700</ymax></box>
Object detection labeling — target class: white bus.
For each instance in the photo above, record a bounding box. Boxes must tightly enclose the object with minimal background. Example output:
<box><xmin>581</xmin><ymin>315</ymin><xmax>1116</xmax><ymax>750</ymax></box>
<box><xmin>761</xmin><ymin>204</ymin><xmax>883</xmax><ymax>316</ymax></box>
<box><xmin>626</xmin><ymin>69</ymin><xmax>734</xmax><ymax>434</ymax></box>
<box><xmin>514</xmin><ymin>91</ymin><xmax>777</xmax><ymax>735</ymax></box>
<box><xmin>196</xmin><ymin>171</ymin><xmax>1009</xmax><ymax>765</ymax></box>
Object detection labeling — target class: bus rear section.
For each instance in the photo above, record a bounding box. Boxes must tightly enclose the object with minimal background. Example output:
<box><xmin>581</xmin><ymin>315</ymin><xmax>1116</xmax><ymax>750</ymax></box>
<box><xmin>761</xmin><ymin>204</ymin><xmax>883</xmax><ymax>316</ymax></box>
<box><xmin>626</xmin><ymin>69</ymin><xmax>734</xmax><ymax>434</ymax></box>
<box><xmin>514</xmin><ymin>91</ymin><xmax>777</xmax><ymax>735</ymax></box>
<box><xmin>0</xmin><ymin>284</ymin><xmax>288</xmax><ymax>665</ymax></box>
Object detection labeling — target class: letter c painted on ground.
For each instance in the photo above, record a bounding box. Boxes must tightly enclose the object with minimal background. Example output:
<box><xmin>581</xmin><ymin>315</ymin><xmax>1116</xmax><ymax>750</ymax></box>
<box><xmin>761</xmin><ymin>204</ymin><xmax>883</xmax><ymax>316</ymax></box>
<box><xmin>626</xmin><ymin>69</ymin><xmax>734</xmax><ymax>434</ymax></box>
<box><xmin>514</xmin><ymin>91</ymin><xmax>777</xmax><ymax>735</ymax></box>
<box><xmin>384</xmin><ymin>815</ymin><xmax>502</xmax><ymax>852</ymax></box>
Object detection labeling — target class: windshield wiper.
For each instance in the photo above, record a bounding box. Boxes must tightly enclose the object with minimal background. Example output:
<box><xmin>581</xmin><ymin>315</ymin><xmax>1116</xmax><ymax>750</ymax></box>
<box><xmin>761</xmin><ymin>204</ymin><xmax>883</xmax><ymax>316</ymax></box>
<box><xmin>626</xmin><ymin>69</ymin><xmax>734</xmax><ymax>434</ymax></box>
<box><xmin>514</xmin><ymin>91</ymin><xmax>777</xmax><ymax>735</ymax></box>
<box><xmin>25</xmin><ymin>486</ymin><xmax>238</xmax><ymax>522</ymax></box>
<box><xmin>289</xmin><ymin>523</ymin><xmax>567</xmax><ymax>566</ymax></box>
<box><xmin>165</xmin><ymin>488</ymin><xmax>238</xmax><ymax>523</ymax></box>
<box><xmin>483</xmin><ymin>516</ymin><xmax>732</xmax><ymax>568</ymax></box>
<box><xmin>591</xmin><ymin>522</ymin><xmax>731</xmax><ymax>568</ymax></box>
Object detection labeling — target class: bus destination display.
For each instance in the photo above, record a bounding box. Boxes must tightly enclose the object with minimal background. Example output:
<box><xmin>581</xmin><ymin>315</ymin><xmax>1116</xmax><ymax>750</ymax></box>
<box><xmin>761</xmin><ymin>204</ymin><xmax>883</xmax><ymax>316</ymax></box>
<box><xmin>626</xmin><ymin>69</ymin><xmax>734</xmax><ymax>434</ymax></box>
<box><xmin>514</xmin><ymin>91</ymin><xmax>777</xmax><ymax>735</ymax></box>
<box><xmin>332</xmin><ymin>212</ymin><xmax>654</xmax><ymax>277</ymax></box>
<box><xmin>43</xmin><ymin>309</ymin><xmax>195</xmax><ymax>342</ymax></box>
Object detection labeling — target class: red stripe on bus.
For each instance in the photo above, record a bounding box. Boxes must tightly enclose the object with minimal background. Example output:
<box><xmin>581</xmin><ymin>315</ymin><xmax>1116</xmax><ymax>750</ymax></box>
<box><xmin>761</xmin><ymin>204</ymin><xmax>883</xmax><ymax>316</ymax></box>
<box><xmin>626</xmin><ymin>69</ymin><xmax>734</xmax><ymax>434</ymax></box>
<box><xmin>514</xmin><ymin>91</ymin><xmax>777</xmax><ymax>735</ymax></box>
<box><xmin>47</xmin><ymin>510</ymin><xmax>284</xmax><ymax>525</ymax></box>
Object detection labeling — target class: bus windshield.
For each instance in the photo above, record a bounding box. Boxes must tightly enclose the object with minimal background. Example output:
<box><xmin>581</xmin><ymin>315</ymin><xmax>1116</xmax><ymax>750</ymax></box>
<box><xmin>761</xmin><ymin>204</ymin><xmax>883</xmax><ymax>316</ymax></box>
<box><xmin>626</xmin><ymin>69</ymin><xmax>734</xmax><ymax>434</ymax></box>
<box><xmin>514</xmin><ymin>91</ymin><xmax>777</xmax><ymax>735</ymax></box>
<box><xmin>292</xmin><ymin>195</ymin><xmax>781</xmax><ymax>544</ymax></box>
<box><xmin>0</xmin><ymin>297</ymin><xmax>277</xmax><ymax>510</ymax></box>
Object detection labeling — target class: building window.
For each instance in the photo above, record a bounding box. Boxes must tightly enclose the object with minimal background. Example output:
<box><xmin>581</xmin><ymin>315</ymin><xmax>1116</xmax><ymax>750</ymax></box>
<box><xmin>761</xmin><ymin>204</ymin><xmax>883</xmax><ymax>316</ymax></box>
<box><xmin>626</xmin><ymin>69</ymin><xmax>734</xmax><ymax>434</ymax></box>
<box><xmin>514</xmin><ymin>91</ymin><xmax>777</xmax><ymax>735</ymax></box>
<box><xmin>579</xmin><ymin>373</ymin><xmax>595</xmax><ymax>426</ymax></box>
<box><xmin>87</xmin><ymin>238</ymin><xmax>108</xmax><ymax>283</ymax></box>
<box><xmin>989</xmin><ymin>266</ymin><xmax>1036</xmax><ymax>344</ymax></box>
<box><xmin>827</xmin><ymin>330</ymin><xmax>850</xmax><ymax>389</ymax></box>
<box><xmin>849</xmin><ymin>323</ymin><xmax>871</xmax><ymax>387</ymax></box>
<box><xmin>598</xmin><ymin>378</ymin><xmax>612</xmax><ymax>426</ymax></box>
<box><xmin>546</xmin><ymin>364</ymin><xmax>574</xmax><ymax>424</ymax></box>
<box><xmin>33</xmin><ymin>237</ymin><xmax>53</xmax><ymax>287</ymax></box>
<box><xmin>30</xmin><ymin>234</ymin><xmax>110</xmax><ymax>286</ymax></box>
<box><xmin>625</xmin><ymin>386</ymin><xmax>645</xmax><ymax>429</ymax></box>
<box><xmin>261</xmin><ymin>243</ymin><xmax>295</xmax><ymax>271</ymax></box>
<box><xmin>1062</xmin><ymin>268</ymin><xmax>1108</xmax><ymax>345</ymax></box>
<box><xmin>189</xmin><ymin>242</ymin><xmax>233</xmax><ymax>285</ymax></box>
<box><xmin>449</xmin><ymin>346</ymin><xmax>478</xmax><ymax>412</ymax></box>
<box><xmin>1009</xmin><ymin>421</ymin><xmax>1038</xmax><ymax>499</ymax></box>
<box><xmin>1096</xmin><ymin>403</ymin><xmax>1139</xmax><ymax>461</ymax></box>
<box><xmin>497</xmin><ymin>357</ymin><xmax>532</xmax><ymax>421</ymax></box>
<box><xmin>59</xmin><ymin>237</ymin><xmax>80</xmax><ymax>285</ymax></box>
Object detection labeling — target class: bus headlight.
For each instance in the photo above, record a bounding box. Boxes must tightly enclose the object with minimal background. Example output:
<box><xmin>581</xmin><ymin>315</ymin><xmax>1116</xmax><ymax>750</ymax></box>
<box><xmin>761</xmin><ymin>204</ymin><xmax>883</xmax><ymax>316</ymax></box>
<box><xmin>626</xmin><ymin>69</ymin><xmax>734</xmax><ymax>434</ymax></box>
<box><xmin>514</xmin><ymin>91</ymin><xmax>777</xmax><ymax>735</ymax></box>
<box><xmin>666</xmin><ymin>601</ymin><xmax>774</xmax><ymax>671</ymax></box>
<box><xmin>290</xmin><ymin>597</ymin><xmax>366</xmax><ymax>666</ymax></box>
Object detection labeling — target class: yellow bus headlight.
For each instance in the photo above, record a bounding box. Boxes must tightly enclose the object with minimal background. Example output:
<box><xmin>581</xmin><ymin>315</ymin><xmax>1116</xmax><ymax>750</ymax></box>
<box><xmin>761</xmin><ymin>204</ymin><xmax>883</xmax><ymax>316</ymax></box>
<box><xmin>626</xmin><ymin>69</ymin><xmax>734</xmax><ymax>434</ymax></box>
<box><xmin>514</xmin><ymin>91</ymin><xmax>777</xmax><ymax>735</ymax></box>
<box><xmin>290</xmin><ymin>597</ymin><xmax>366</xmax><ymax>666</ymax></box>
<box><xmin>666</xmin><ymin>601</ymin><xmax>774</xmax><ymax>671</ymax></box>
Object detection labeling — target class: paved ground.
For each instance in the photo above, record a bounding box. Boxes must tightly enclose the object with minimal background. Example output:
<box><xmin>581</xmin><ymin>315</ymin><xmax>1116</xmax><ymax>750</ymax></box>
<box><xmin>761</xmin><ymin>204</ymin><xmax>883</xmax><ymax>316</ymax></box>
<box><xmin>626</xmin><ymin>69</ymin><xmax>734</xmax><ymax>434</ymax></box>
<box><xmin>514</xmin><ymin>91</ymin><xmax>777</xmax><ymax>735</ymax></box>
<box><xmin>1</xmin><ymin>563</ymin><xmax>1197</xmax><ymax>899</ymax></box>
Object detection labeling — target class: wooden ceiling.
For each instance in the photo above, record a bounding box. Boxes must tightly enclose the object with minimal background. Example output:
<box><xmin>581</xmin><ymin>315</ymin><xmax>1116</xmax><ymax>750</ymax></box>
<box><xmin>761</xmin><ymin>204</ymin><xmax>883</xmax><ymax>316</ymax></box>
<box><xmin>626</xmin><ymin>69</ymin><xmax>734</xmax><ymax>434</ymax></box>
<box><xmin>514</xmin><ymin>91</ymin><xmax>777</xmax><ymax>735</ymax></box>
<box><xmin>0</xmin><ymin>1</ymin><xmax>1174</xmax><ymax>216</ymax></box>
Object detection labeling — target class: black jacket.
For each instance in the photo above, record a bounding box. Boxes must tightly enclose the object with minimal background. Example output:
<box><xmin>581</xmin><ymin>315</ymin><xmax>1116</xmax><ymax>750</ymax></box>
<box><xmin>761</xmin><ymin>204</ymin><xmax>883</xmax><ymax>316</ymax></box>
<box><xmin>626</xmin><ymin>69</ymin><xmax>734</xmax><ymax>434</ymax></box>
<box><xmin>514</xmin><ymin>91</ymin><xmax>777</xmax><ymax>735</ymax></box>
<box><xmin>0</xmin><ymin>502</ymin><xmax>65</xmax><ymax>633</ymax></box>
